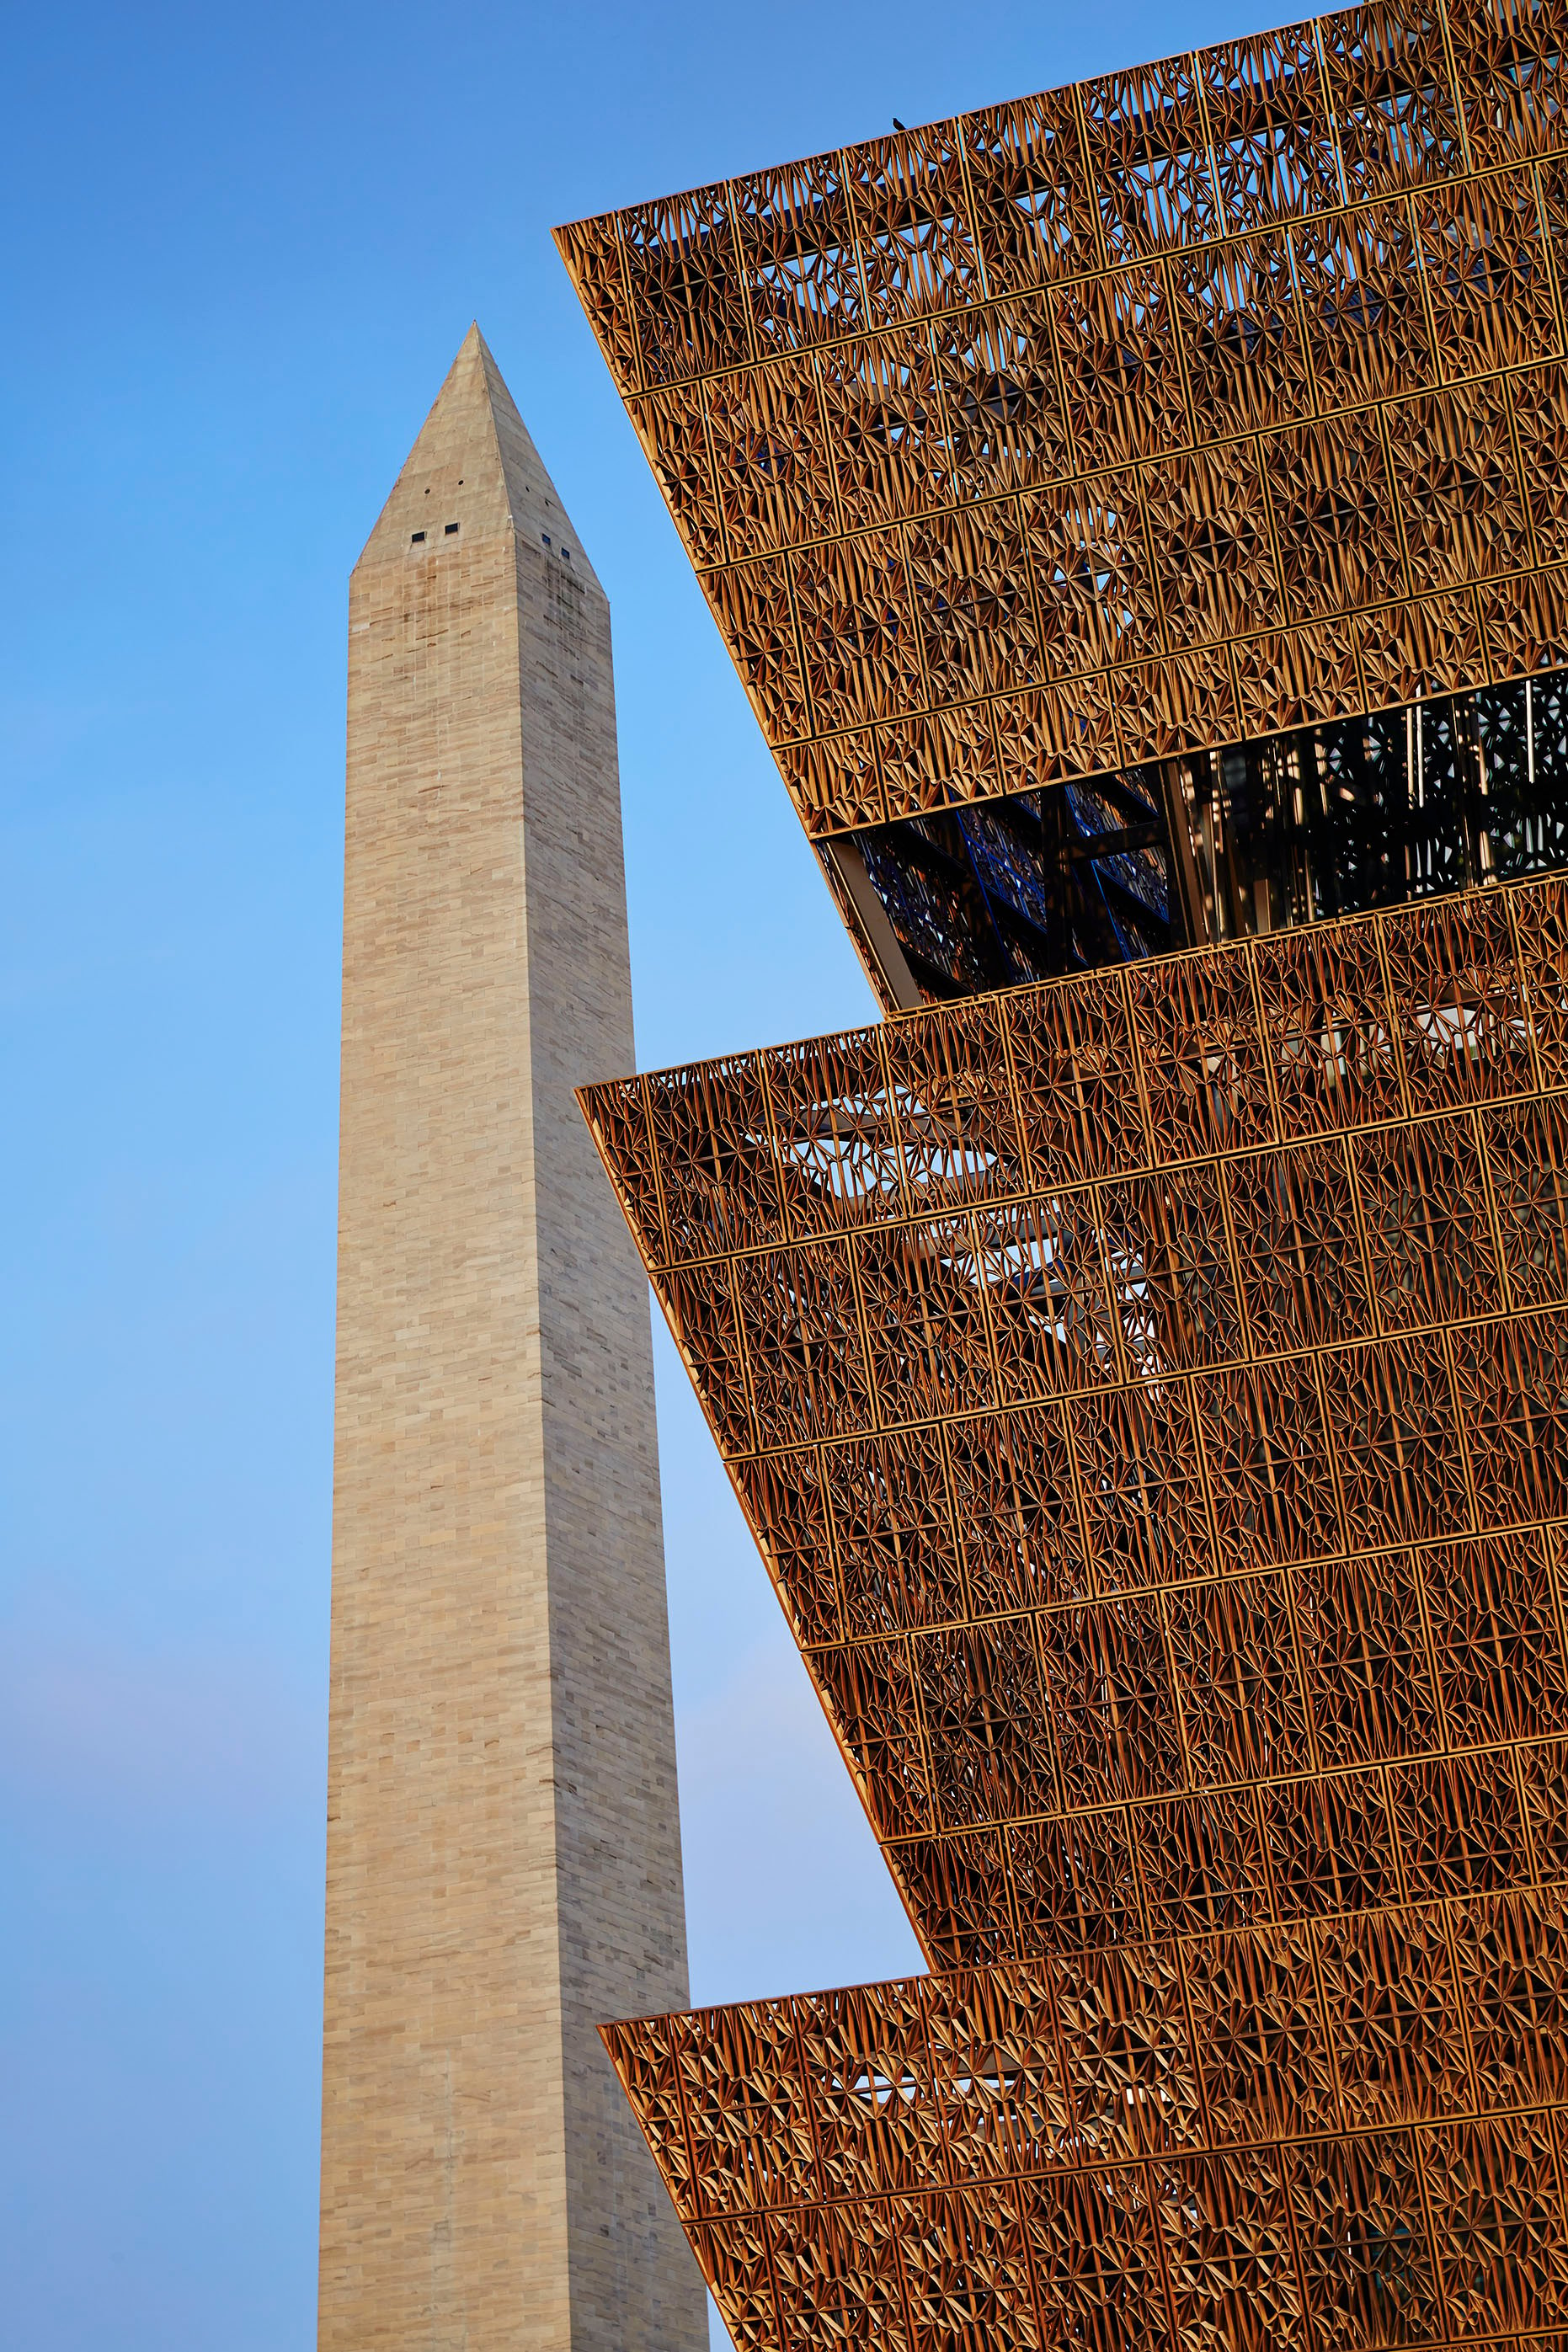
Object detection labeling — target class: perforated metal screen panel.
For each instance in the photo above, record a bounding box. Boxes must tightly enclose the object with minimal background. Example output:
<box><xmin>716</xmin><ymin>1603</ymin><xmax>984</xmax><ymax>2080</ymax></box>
<box><xmin>583</xmin><ymin>876</ymin><xmax>1568</xmax><ymax>1968</ymax></box>
<box><xmin>557</xmin><ymin>0</ymin><xmax>1568</xmax><ymax>840</ymax></box>
<box><xmin>562</xmin><ymin>8</ymin><xmax>1568</xmax><ymax>2344</ymax></box>
<box><xmin>582</xmin><ymin>873</ymin><xmax>1568</xmax><ymax>2352</ymax></box>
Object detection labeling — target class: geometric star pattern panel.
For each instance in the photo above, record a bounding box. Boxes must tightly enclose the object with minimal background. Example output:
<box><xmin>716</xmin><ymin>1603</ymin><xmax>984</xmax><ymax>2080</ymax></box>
<box><xmin>601</xmin><ymin>1889</ymin><xmax>1568</xmax><ymax>2352</ymax></box>
<box><xmin>581</xmin><ymin>874</ymin><xmax>1568</xmax><ymax>1971</ymax></box>
<box><xmin>557</xmin><ymin>0</ymin><xmax>1568</xmax><ymax>837</ymax></box>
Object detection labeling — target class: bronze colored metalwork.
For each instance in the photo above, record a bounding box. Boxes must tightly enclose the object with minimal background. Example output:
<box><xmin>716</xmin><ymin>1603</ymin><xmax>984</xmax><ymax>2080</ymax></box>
<box><xmin>606</xmin><ymin>1891</ymin><xmax>1568</xmax><ymax>2352</ymax></box>
<box><xmin>583</xmin><ymin>872</ymin><xmax>1568</xmax><ymax>1966</ymax></box>
<box><xmin>583</xmin><ymin>871</ymin><xmax>1568</xmax><ymax>2352</ymax></box>
<box><xmin>604</xmin><ymin>1892</ymin><xmax>1568</xmax><ymax>2352</ymax></box>
<box><xmin>560</xmin><ymin>8</ymin><xmax>1568</xmax><ymax>2345</ymax></box>
<box><xmin>557</xmin><ymin>0</ymin><xmax>1568</xmax><ymax>846</ymax></box>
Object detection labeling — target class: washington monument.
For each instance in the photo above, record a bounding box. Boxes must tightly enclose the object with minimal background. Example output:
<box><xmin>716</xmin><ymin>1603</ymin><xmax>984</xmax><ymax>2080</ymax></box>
<box><xmin>317</xmin><ymin>325</ymin><xmax>705</xmax><ymax>2352</ymax></box>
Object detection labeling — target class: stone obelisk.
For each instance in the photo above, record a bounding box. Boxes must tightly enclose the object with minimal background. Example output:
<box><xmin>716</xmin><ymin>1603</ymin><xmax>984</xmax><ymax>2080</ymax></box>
<box><xmin>318</xmin><ymin>325</ymin><xmax>704</xmax><ymax>2352</ymax></box>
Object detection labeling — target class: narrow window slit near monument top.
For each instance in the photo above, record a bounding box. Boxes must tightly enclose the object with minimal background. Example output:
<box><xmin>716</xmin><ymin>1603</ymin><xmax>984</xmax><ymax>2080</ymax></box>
<box><xmin>542</xmin><ymin>532</ymin><xmax>552</xmax><ymax>546</ymax></box>
<box><xmin>410</xmin><ymin>531</ymin><xmax>426</xmax><ymax>543</ymax></box>
<box><xmin>445</xmin><ymin>521</ymin><xmax>460</xmax><ymax>535</ymax></box>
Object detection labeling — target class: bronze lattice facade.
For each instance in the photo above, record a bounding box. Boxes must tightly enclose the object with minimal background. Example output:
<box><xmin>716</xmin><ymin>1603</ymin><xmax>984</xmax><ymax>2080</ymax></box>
<box><xmin>583</xmin><ymin>881</ymin><xmax>1568</xmax><ymax>1973</ymax></box>
<box><xmin>559</xmin><ymin>7</ymin><xmax>1568</xmax><ymax>2349</ymax></box>
<box><xmin>557</xmin><ymin>0</ymin><xmax>1568</xmax><ymax>838</ymax></box>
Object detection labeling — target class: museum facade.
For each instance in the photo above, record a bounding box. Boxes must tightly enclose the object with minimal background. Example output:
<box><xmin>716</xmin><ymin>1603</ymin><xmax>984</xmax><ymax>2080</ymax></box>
<box><xmin>560</xmin><ymin>7</ymin><xmax>1568</xmax><ymax>2346</ymax></box>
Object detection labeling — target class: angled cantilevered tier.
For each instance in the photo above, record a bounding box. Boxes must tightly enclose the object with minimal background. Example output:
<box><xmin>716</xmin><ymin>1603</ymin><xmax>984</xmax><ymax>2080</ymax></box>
<box><xmin>602</xmin><ymin>1892</ymin><xmax>1568</xmax><ymax>2352</ymax></box>
<box><xmin>558</xmin><ymin>0</ymin><xmax>1568</xmax><ymax>1009</ymax></box>
<box><xmin>583</xmin><ymin>875</ymin><xmax>1568</xmax><ymax>1973</ymax></box>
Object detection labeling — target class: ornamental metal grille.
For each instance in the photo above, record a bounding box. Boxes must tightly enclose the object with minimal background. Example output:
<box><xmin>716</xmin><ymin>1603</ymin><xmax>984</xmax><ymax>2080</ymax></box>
<box><xmin>582</xmin><ymin>872</ymin><xmax>1568</xmax><ymax>2352</ymax></box>
<box><xmin>557</xmin><ymin>0</ymin><xmax>1568</xmax><ymax>851</ymax></box>
<box><xmin>582</xmin><ymin>874</ymin><xmax>1568</xmax><ymax>1968</ymax></box>
<box><xmin>603</xmin><ymin>1900</ymin><xmax>1568</xmax><ymax>2352</ymax></box>
<box><xmin>559</xmin><ymin>7</ymin><xmax>1568</xmax><ymax>2346</ymax></box>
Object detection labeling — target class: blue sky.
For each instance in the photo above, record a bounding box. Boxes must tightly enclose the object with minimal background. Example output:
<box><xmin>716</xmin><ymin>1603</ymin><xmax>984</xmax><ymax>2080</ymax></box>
<box><xmin>6</xmin><ymin>0</ymin><xmax>1261</xmax><ymax>2340</ymax></box>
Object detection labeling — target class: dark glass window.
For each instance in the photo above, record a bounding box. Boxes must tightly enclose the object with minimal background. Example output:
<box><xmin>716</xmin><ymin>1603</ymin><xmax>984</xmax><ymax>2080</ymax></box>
<box><xmin>831</xmin><ymin>669</ymin><xmax>1568</xmax><ymax>1003</ymax></box>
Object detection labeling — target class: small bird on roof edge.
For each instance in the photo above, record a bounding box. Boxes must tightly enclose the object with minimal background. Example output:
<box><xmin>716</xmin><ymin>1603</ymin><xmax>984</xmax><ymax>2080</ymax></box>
<box><xmin>893</xmin><ymin>117</ymin><xmax>905</xmax><ymax>130</ymax></box>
